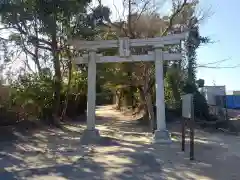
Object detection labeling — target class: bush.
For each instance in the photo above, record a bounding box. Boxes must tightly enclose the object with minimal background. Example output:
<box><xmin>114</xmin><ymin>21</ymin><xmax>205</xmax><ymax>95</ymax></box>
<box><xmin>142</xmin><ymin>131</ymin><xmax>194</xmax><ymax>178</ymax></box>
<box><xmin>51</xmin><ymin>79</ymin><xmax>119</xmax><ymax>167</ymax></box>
<box><xmin>96</xmin><ymin>91</ymin><xmax>113</xmax><ymax>105</ymax></box>
<box><xmin>10</xmin><ymin>73</ymin><xmax>54</xmax><ymax>120</ymax></box>
<box><xmin>193</xmin><ymin>91</ymin><xmax>210</xmax><ymax>120</ymax></box>
<box><xmin>0</xmin><ymin>85</ymin><xmax>30</xmax><ymax>125</ymax></box>
<box><xmin>61</xmin><ymin>93</ymin><xmax>87</xmax><ymax>118</ymax></box>
<box><xmin>183</xmin><ymin>82</ymin><xmax>210</xmax><ymax>120</ymax></box>
<box><xmin>0</xmin><ymin>106</ymin><xmax>19</xmax><ymax>126</ymax></box>
<box><xmin>8</xmin><ymin>73</ymin><xmax>88</xmax><ymax>122</ymax></box>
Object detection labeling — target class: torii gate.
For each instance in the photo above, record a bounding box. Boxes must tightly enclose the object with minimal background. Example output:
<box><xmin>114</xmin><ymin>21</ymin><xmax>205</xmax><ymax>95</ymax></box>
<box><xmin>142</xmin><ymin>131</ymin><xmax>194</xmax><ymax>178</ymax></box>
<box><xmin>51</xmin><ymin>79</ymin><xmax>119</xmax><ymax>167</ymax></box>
<box><xmin>69</xmin><ymin>32</ymin><xmax>187</xmax><ymax>143</ymax></box>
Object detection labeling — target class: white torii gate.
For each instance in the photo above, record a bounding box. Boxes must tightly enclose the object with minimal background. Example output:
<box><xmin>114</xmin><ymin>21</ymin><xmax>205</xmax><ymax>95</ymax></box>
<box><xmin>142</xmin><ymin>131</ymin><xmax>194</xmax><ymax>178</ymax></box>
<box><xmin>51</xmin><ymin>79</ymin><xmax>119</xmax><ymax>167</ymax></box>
<box><xmin>69</xmin><ymin>33</ymin><xmax>187</xmax><ymax>143</ymax></box>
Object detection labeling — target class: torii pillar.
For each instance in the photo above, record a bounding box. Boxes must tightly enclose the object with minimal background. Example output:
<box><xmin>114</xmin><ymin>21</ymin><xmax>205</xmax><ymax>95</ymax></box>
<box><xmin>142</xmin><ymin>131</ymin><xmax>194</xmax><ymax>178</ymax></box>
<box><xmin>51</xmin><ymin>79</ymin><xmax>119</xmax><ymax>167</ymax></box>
<box><xmin>80</xmin><ymin>49</ymin><xmax>100</xmax><ymax>144</ymax></box>
<box><xmin>153</xmin><ymin>46</ymin><xmax>171</xmax><ymax>143</ymax></box>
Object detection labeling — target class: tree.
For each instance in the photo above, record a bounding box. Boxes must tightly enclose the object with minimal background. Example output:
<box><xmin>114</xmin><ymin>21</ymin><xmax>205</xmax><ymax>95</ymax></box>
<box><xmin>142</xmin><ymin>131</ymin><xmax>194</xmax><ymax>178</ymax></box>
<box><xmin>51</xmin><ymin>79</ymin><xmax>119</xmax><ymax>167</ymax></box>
<box><xmin>0</xmin><ymin>0</ymin><xmax>111</xmax><ymax>124</ymax></box>
<box><xmin>196</xmin><ymin>79</ymin><xmax>205</xmax><ymax>88</ymax></box>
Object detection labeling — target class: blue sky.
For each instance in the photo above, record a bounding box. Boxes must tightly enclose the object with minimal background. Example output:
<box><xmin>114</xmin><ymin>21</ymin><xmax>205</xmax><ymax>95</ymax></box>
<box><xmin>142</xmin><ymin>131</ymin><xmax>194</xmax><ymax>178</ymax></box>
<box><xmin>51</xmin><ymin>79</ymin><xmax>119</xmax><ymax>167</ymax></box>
<box><xmin>97</xmin><ymin>0</ymin><xmax>240</xmax><ymax>91</ymax></box>
<box><xmin>197</xmin><ymin>0</ymin><xmax>240</xmax><ymax>91</ymax></box>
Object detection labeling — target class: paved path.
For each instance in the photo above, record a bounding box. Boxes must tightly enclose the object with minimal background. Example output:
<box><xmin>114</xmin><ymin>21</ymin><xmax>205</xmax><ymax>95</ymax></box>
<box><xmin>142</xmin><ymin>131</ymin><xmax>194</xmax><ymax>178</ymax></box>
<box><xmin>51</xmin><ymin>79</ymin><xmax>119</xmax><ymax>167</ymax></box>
<box><xmin>0</xmin><ymin>105</ymin><xmax>240</xmax><ymax>179</ymax></box>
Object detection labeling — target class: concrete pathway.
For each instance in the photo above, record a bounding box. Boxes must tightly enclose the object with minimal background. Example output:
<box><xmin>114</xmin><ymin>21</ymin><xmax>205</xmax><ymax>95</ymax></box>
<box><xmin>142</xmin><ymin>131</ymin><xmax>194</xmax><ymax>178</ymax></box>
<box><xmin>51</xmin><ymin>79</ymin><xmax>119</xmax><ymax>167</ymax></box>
<box><xmin>0</xmin><ymin>105</ymin><xmax>240</xmax><ymax>179</ymax></box>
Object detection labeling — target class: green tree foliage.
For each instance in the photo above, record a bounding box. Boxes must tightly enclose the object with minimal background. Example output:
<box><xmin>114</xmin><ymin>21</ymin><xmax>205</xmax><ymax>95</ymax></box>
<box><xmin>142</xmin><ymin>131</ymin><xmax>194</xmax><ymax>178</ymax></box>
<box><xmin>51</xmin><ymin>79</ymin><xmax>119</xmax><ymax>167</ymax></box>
<box><xmin>164</xmin><ymin>63</ymin><xmax>183</xmax><ymax>111</ymax></box>
<box><xmin>0</xmin><ymin>0</ymin><xmax>110</xmax><ymax>125</ymax></box>
<box><xmin>163</xmin><ymin>1</ymin><xmax>210</xmax><ymax>121</ymax></box>
<box><xmin>196</xmin><ymin>79</ymin><xmax>205</xmax><ymax>88</ymax></box>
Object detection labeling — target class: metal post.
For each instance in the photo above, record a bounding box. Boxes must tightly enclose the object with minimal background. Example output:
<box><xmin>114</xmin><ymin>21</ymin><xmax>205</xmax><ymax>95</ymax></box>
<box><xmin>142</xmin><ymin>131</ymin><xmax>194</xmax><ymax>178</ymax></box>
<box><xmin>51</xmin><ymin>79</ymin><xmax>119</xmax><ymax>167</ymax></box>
<box><xmin>190</xmin><ymin>94</ymin><xmax>195</xmax><ymax>160</ymax></box>
<box><xmin>181</xmin><ymin>118</ymin><xmax>186</xmax><ymax>151</ymax></box>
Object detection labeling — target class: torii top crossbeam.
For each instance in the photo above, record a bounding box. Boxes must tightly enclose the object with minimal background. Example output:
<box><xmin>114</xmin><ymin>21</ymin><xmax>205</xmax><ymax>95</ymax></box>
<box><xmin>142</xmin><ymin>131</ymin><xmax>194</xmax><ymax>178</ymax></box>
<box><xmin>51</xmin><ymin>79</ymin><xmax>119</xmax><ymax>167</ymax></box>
<box><xmin>69</xmin><ymin>32</ymin><xmax>186</xmax><ymax>50</ymax></box>
<box><xmin>69</xmin><ymin>32</ymin><xmax>187</xmax><ymax>64</ymax></box>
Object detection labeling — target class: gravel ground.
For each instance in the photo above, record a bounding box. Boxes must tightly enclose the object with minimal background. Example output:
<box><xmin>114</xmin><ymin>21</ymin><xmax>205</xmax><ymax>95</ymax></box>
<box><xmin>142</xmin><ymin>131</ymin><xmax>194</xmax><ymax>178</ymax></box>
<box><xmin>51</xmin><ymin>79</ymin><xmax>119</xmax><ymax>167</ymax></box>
<box><xmin>0</xmin><ymin>105</ymin><xmax>240</xmax><ymax>180</ymax></box>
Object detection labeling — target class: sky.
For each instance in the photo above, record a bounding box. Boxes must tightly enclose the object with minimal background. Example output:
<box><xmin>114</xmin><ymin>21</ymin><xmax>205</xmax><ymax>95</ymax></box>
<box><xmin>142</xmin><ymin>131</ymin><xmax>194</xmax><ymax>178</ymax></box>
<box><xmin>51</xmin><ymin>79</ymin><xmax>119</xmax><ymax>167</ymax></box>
<box><xmin>197</xmin><ymin>0</ymin><xmax>240</xmax><ymax>92</ymax></box>
<box><xmin>94</xmin><ymin>0</ymin><xmax>240</xmax><ymax>92</ymax></box>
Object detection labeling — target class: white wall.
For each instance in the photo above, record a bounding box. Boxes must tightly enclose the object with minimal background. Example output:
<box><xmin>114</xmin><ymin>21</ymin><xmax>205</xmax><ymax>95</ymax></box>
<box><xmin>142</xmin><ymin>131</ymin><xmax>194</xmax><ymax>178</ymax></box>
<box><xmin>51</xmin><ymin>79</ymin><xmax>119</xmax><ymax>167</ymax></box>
<box><xmin>199</xmin><ymin>86</ymin><xmax>226</xmax><ymax>105</ymax></box>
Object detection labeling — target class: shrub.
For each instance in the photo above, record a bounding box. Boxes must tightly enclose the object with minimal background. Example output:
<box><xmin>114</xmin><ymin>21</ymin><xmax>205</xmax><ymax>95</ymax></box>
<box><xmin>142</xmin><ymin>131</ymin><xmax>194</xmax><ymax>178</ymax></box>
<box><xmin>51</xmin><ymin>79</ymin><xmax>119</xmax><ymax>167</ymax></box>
<box><xmin>193</xmin><ymin>91</ymin><xmax>210</xmax><ymax>120</ymax></box>
<box><xmin>183</xmin><ymin>82</ymin><xmax>210</xmax><ymax>120</ymax></box>
<box><xmin>9</xmin><ymin>73</ymin><xmax>87</xmax><ymax>122</ymax></box>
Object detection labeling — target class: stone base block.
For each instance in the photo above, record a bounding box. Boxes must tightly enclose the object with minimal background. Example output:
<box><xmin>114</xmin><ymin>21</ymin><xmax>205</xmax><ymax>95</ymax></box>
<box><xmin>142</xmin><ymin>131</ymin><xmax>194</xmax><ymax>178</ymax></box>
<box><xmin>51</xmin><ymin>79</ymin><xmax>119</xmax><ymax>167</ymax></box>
<box><xmin>153</xmin><ymin>129</ymin><xmax>172</xmax><ymax>144</ymax></box>
<box><xmin>80</xmin><ymin>128</ymin><xmax>100</xmax><ymax>145</ymax></box>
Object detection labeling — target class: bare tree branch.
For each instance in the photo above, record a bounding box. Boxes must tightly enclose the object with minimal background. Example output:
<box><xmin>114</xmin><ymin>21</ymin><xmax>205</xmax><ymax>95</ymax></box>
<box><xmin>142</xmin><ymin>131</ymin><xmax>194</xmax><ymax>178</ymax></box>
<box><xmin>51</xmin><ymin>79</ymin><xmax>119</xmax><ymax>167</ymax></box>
<box><xmin>161</xmin><ymin>0</ymin><xmax>187</xmax><ymax>36</ymax></box>
<box><xmin>122</xmin><ymin>0</ymin><xmax>127</xmax><ymax>19</ymax></box>
<box><xmin>28</xmin><ymin>36</ymin><xmax>52</xmax><ymax>47</ymax></box>
<box><xmin>7</xmin><ymin>23</ymin><xmax>52</xmax><ymax>47</ymax></box>
<box><xmin>142</xmin><ymin>0</ymin><xmax>188</xmax><ymax>93</ymax></box>
<box><xmin>22</xmin><ymin>43</ymin><xmax>35</xmax><ymax>57</ymax></box>
<box><xmin>128</xmin><ymin>0</ymin><xmax>132</xmax><ymax>37</ymax></box>
<box><xmin>15</xmin><ymin>23</ymin><xmax>27</xmax><ymax>35</ymax></box>
<box><xmin>113</xmin><ymin>0</ymin><xmax>123</xmax><ymax>21</ymax></box>
<box><xmin>36</xmin><ymin>45</ymin><xmax>52</xmax><ymax>51</ymax></box>
<box><xmin>23</xmin><ymin>53</ymin><xmax>34</xmax><ymax>73</ymax></box>
<box><xmin>135</xmin><ymin>0</ymin><xmax>151</xmax><ymax>21</ymax></box>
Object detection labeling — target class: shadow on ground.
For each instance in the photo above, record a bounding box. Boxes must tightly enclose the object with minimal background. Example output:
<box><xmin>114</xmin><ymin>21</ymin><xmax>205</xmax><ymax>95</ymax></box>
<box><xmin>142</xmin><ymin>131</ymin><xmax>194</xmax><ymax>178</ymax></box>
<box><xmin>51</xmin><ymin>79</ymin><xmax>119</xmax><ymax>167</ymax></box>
<box><xmin>1</xmin><ymin>135</ymin><xmax>240</xmax><ymax>180</ymax></box>
<box><xmin>0</xmin><ymin>105</ymin><xmax>240</xmax><ymax>179</ymax></box>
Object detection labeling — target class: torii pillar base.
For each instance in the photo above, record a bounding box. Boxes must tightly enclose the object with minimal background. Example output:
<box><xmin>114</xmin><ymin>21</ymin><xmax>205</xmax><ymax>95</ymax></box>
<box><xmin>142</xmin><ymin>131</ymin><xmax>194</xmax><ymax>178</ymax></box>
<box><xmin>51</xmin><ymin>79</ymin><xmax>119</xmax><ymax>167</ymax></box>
<box><xmin>153</xmin><ymin>129</ymin><xmax>172</xmax><ymax>144</ymax></box>
<box><xmin>80</xmin><ymin>128</ymin><xmax>100</xmax><ymax>145</ymax></box>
